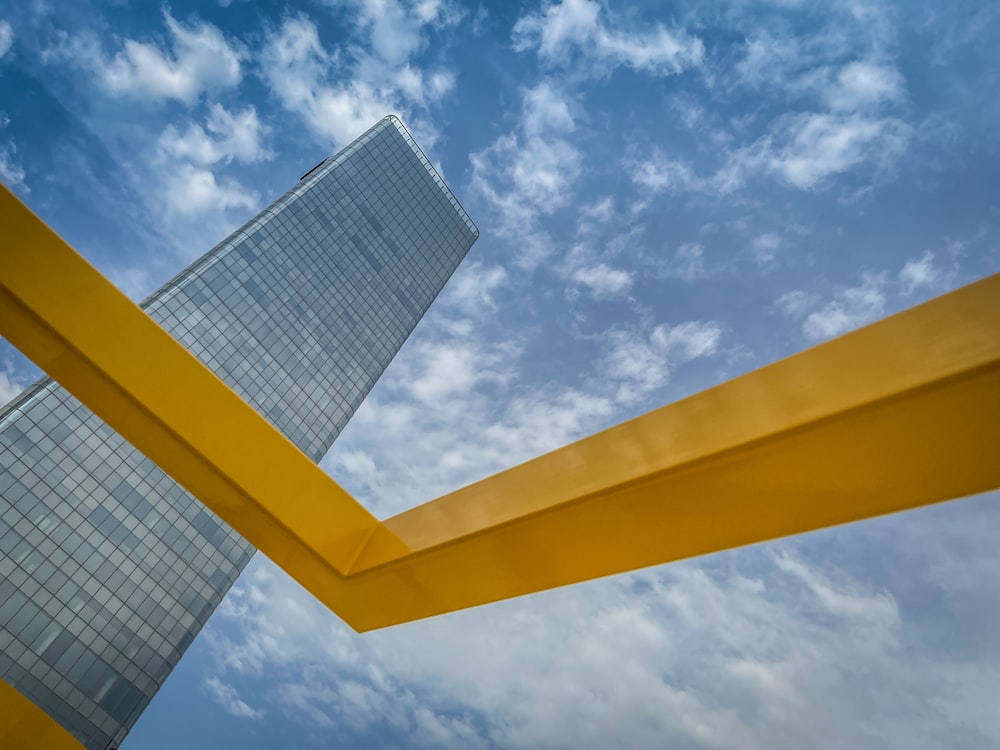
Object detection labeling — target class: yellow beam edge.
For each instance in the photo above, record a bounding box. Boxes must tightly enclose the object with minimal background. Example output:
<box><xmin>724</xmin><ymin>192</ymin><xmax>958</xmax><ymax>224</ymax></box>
<box><xmin>1</xmin><ymin>184</ymin><xmax>999</xmax><ymax>635</ymax></box>
<box><xmin>0</xmin><ymin>678</ymin><xmax>84</xmax><ymax>750</ymax></box>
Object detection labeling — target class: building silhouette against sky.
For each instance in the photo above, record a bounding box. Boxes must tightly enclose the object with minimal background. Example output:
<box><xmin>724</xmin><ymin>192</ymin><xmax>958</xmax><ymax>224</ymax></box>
<box><xmin>0</xmin><ymin>116</ymin><xmax>479</xmax><ymax>749</ymax></box>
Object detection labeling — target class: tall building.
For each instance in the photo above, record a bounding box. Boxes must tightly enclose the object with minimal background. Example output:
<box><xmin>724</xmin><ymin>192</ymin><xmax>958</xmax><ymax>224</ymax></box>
<box><xmin>0</xmin><ymin>116</ymin><xmax>479</xmax><ymax>749</ymax></box>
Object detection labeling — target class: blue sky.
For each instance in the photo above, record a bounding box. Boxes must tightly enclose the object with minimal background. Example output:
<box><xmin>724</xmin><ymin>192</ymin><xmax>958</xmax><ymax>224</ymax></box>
<box><xmin>2</xmin><ymin>1</ymin><xmax>999</xmax><ymax>748</ymax></box>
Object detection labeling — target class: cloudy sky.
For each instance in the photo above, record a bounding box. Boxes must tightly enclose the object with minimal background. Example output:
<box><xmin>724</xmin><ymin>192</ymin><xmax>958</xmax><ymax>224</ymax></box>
<box><xmin>2</xmin><ymin>0</ymin><xmax>1000</xmax><ymax>748</ymax></box>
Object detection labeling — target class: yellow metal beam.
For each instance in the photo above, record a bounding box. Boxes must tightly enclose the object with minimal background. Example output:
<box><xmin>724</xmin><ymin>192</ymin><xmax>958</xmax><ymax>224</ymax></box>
<box><xmin>346</xmin><ymin>271</ymin><xmax>1000</xmax><ymax>627</ymax></box>
<box><xmin>2</xmin><ymin>184</ymin><xmax>999</xmax><ymax>637</ymax></box>
<box><xmin>0</xmin><ymin>678</ymin><xmax>84</xmax><ymax>750</ymax></box>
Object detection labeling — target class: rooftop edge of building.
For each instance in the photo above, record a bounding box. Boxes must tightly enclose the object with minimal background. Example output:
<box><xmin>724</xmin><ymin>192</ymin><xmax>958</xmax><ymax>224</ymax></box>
<box><xmin>299</xmin><ymin>115</ymin><xmax>480</xmax><ymax>241</ymax></box>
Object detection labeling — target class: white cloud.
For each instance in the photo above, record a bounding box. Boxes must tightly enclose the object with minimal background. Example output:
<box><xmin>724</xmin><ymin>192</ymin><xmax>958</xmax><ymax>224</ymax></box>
<box><xmin>355</xmin><ymin>0</ymin><xmax>426</xmax><ymax>65</ymax></box>
<box><xmin>513</xmin><ymin>0</ymin><xmax>704</xmax><ymax>77</ymax></box>
<box><xmin>778</xmin><ymin>250</ymin><xmax>960</xmax><ymax>343</ymax></box>
<box><xmin>322</xmin><ymin>327</ymin><xmax>615</xmax><ymax>512</ymax></box>
<box><xmin>161</xmin><ymin>163</ymin><xmax>258</xmax><ymax>216</ymax></box>
<box><xmin>261</xmin><ymin>17</ymin><xmax>395</xmax><ymax>147</ymax></box>
<box><xmin>485</xmin><ymin>129</ymin><xmax>580</xmax><ymax>209</ymax></box>
<box><xmin>470</xmin><ymin>82</ymin><xmax>582</xmax><ymax>264</ymax></box>
<box><xmin>731</xmin><ymin>1</ymin><xmax>904</xmax><ymax>105</ymax></box>
<box><xmin>628</xmin><ymin>239</ymin><xmax>711</xmax><ymax>283</ymax></box>
<box><xmin>559</xmin><ymin>241</ymin><xmax>634</xmax><ymax>299</ymax></box>
<box><xmin>631</xmin><ymin>97</ymin><xmax>910</xmax><ymax>198</ymax></box>
<box><xmin>782</xmin><ymin>273</ymin><xmax>888</xmax><ymax>341</ymax></box>
<box><xmin>442</xmin><ymin>262</ymin><xmax>508</xmax><ymax>315</ymax></box>
<box><xmin>767</xmin><ymin>113</ymin><xmax>909</xmax><ymax>190</ymax></box>
<box><xmin>940</xmin><ymin>227</ymin><xmax>988</xmax><ymax>261</ymax></box>
<box><xmin>521</xmin><ymin>79</ymin><xmax>575</xmax><ymax>136</ymax></box>
<box><xmin>350</xmin><ymin>0</ymin><xmax>460</xmax><ymax>109</ymax></box>
<box><xmin>666</xmin><ymin>242</ymin><xmax>707</xmax><ymax>281</ymax></box>
<box><xmin>729</xmin><ymin>112</ymin><xmax>911</xmax><ymax>192</ymax></box>
<box><xmin>604</xmin><ymin>320</ymin><xmax>721</xmax><ymax>403</ymax></box>
<box><xmin>580</xmin><ymin>196</ymin><xmax>614</xmax><ymax>222</ymax></box>
<box><xmin>345</xmin><ymin>0</ymin><xmax>463</xmax><ymax>66</ymax></box>
<box><xmin>514</xmin><ymin>0</ymin><xmax>599</xmax><ymax>58</ymax></box>
<box><xmin>0</xmin><ymin>20</ymin><xmax>13</xmax><ymax>59</ymax></box>
<box><xmin>0</xmin><ymin>141</ymin><xmax>25</xmax><ymax>190</ymax></box>
<box><xmin>394</xmin><ymin>65</ymin><xmax>455</xmax><ymax>103</ymax></box>
<box><xmin>158</xmin><ymin>104</ymin><xmax>272</xmax><ymax>166</ymax></box>
<box><xmin>735</xmin><ymin>32</ymin><xmax>805</xmax><ymax>90</ymax></box>
<box><xmin>98</xmin><ymin>12</ymin><xmax>242</xmax><ymax>102</ymax></box>
<box><xmin>0</xmin><ymin>113</ymin><xmax>25</xmax><ymax>190</ymax></box>
<box><xmin>898</xmin><ymin>251</ymin><xmax>942</xmax><ymax>295</ymax></box>
<box><xmin>774</xmin><ymin>289</ymin><xmax>818</xmax><ymax>319</ymax></box>
<box><xmin>318</xmin><ymin>80</ymin><xmax>398</xmax><ymax>137</ymax></box>
<box><xmin>484</xmin><ymin>387</ymin><xmax>614</xmax><ymax>468</ymax></box>
<box><xmin>143</xmin><ymin>106</ymin><xmax>267</xmax><ymax>247</ymax></box>
<box><xmin>708</xmin><ymin>6</ymin><xmax>911</xmax><ymax>199</ymax></box>
<box><xmin>825</xmin><ymin>61</ymin><xmax>904</xmax><ymax>113</ymax></box>
<box><xmin>652</xmin><ymin>320</ymin><xmax>723</xmax><ymax>362</ymax></box>
<box><xmin>630</xmin><ymin>112</ymin><xmax>910</xmax><ymax>198</ymax></box>
<box><xmin>260</xmin><ymin>7</ymin><xmax>457</xmax><ymax>148</ymax></box>
<box><xmin>322</xmin><ymin>326</ymin><xmax>535</xmax><ymax>508</ymax></box>
<box><xmin>204</xmin><ymin>676</ymin><xmax>265</xmax><ymax>719</ymax></box>
<box><xmin>752</xmin><ymin>232</ymin><xmax>783</xmax><ymax>266</ymax></box>
<box><xmin>629</xmin><ymin>152</ymin><xmax>695</xmax><ymax>194</ymax></box>
<box><xmin>775</xmin><ymin>555</ymin><xmax>900</xmax><ymax>632</ymax></box>
<box><xmin>0</xmin><ymin>368</ymin><xmax>24</xmax><ymax>405</ymax></box>
<box><xmin>408</xmin><ymin>340</ymin><xmax>484</xmax><ymax>405</ymax></box>
<box><xmin>571</xmin><ymin>262</ymin><xmax>633</xmax><ymax>297</ymax></box>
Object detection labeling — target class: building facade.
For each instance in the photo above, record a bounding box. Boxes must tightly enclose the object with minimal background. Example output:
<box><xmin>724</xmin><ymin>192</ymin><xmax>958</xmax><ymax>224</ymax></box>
<box><xmin>0</xmin><ymin>116</ymin><xmax>478</xmax><ymax>749</ymax></box>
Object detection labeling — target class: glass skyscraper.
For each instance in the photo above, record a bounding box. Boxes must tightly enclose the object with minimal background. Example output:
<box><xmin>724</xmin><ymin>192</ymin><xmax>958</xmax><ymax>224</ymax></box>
<box><xmin>0</xmin><ymin>116</ymin><xmax>479</xmax><ymax>749</ymax></box>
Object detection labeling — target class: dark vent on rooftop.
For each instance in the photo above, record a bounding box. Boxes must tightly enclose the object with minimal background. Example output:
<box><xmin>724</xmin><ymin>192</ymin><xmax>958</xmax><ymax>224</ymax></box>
<box><xmin>299</xmin><ymin>158</ymin><xmax>328</xmax><ymax>181</ymax></box>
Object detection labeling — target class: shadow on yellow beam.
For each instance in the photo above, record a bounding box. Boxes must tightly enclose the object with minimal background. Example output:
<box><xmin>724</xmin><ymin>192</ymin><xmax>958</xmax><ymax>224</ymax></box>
<box><xmin>2</xmin><ymin>184</ymin><xmax>999</xmax><ymax>634</ymax></box>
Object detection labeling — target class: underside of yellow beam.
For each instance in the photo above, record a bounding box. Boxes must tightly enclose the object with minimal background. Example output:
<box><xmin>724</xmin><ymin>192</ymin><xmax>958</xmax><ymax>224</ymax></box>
<box><xmin>2</xmin><ymin>184</ymin><xmax>999</xmax><ymax>635</ymax></box>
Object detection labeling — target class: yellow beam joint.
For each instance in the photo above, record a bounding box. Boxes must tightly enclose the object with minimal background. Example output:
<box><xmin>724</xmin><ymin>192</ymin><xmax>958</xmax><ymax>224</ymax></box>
<box><xmin>2</xmin><ymin>184</ymin><xmax>999</xmax><ymax>635</ymax></box>
<box><xmin>0</xmin><ymin>678</ymin><xmax>84</xmax><ymax>750</ymax></box>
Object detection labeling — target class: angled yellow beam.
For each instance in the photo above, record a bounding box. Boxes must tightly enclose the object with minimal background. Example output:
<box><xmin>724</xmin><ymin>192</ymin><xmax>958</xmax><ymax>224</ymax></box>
<box><xmin>2</xmin><ymin>184</ymin><xmax>1000</xmax><ymax>634</ymax></box>
<box><xmin>0</xmin><ymin>678</ymin><xmax>83</xmax><ymax>750</ymax></box>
